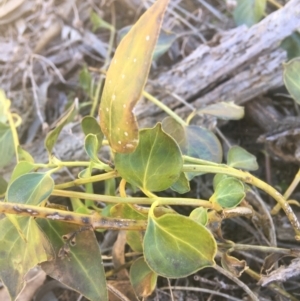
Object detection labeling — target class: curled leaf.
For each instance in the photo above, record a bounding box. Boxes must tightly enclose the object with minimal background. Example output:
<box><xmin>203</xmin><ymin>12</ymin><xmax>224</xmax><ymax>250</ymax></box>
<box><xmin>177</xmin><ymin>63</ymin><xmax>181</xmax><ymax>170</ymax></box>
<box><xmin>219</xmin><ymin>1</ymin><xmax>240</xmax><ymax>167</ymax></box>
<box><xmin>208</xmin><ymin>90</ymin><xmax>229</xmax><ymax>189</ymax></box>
<box><xmin>100</xmin><ymin>0</ymin><xmax>169</xmax><ymax>153</ymax></box>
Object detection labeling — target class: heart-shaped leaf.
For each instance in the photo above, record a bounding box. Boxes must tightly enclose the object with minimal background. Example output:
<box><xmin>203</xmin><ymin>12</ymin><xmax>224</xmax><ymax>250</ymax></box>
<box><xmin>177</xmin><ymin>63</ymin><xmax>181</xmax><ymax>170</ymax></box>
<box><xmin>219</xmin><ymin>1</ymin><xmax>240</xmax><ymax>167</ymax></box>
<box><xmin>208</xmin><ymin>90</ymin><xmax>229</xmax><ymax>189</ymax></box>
<box><xmin>283</xmin><ymin>57</ymin><xmax>300</xmax><ymax>105</ymax></box>
<box><xmin>227</xmin><ymin>145</ymin><xmax>258</xmax><ymax>171</ymax></box>
<box><xmin>0</xmin><ymin>217</ymin><xmax>52</xmax><ymax>300</ymax></box>
<box><xmin>38</xmin><ymin>220</ymin><xmax>108</xmax><ymax>301</ymax></box>
<box><xmin>81</xmin><ymin>116</ymin><xmax>103</xmax><ymax>147</ymax></box>
<box><xmin>211</xmin><ymin>177</ymin><xmax>245</xmax><ymax>209</ymax></box>
<box><xmin>144</xmin><ymin>207</ymin><xmax>216</xmax><ymax>278</ymax></box>
<box><xmin>162</xmin><ymin>117</ymin><xmax>222</xmax><ymax>180</ymax></box>
<box><xmin>115</xmin><ymin>123</ymin><xmax>182</xmax><ymax>192</ymax></box>
<box><xmin>130</xmin><ymin>257</ymin><xmax>157</xmax><ymax>299</ymax></box>
<box><xmin>6</xmin><ymin>173</ymin><xmax>54</xmax><ymax>205</ymax></box>
<box><xmin>99</xmin><ymin>0</ymin><xmax>169</xmax><ymax>153</ymax></box>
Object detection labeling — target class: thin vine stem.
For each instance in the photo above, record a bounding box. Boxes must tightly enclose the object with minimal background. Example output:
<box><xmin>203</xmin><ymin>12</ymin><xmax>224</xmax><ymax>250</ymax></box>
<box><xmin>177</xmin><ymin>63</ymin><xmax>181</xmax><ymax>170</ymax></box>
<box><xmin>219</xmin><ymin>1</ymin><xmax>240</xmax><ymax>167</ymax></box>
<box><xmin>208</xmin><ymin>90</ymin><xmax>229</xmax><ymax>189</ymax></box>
<box><xmin>52</xmin><ymin>189</ymin><xmax>214</xmax><ymax>208</ymax></box>
<box><xmin>142</xmin><ymin>90</ymin><xmax>187</xmax><ymax>126</ymax></box>
<box><xmin>55</xmin><ymin>171</ymin><xmax>117</xmax><ymax>189</ymax></box>
<box><xmin>182</xmin><ymin>163</ymin><xmax>300</xmax><ymax>239</ymax></box>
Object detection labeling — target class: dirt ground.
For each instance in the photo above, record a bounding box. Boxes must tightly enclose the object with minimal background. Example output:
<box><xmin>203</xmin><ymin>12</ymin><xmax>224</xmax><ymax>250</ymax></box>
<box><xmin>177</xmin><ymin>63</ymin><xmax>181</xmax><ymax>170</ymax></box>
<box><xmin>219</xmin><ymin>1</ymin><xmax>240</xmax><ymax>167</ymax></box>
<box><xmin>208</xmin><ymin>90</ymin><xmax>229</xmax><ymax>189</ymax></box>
<box><xmin>1</xmin><ymin>0</ymin><xmax>300</xmax><ymax>300</ymax></box>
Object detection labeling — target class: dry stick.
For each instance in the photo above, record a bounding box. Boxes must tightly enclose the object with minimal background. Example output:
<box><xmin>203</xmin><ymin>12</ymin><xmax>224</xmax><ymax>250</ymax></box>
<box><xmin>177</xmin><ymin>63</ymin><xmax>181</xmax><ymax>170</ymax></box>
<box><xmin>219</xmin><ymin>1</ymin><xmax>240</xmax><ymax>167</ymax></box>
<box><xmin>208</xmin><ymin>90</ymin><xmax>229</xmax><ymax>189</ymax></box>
<box><xmin>0</xmin><ymin>202</ymin><xmax>147</xmax><ymax>231</ymax></box>
<box><xmin>182</xmin><ymin>161</ymin><xmax>300</xmax><ymax>240</ymax></box>
<box><xmin>245</xmin><ymin>269</ymin><xmax>299</xmax><ymax>301</ymax></box>
<box><xmin>214</xmin><ymin>264</ymin><xmax>259</xmax><ymax>301</ymax></box>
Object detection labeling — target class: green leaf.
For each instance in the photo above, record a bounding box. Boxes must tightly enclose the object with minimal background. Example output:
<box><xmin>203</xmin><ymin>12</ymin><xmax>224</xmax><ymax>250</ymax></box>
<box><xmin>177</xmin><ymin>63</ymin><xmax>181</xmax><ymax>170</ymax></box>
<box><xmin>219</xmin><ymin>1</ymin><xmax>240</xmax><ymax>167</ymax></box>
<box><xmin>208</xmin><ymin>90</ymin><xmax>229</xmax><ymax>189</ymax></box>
<box><xmin>79</xmin><ymin>65</ymin><xmax>92</xmax><ymax>94</ymax></box>
<box><xmin>38</xmin><ymin>220</ymin><xmax>108</xmax><ymax>301</ymax></box>
<box><xmin>6</xmin><ymin>173</ymin><xmax>54</xmax><ymax>205</ymax></box>
<box><xmin>0</xmin><ymin>217</ymin><xmax>52</xmax><ymax>300</ymax></box>
<box><xmin>198</xmin><ymin>102</ymin><xmax>244</xmax><ymax>120</ymax></box>
<box><xmin>84</xmin><ymin>134</ymin><xmax>101</xmax><ymax>163</ymax></box>
<box><xmin>0</xmin><ymin>122</ymin><xmax>14</xmax><ymax>168</ymax></box>
<box><xmin>130</xmin><ymin>257</ymin><xmax>157</xmax><ymax>299</ymax></box>
<box><xmin>211</xmin><ymin>177</ymin><xmax>245</xmax><ymax>208</ymax></box>
<box><xmin>185</xmin><ymin>126</ymin><xmax>222</xmax><ymax>164</ymax></box>
<box><xmin>162</xmin><ymin>118</ymin><xmax>222</xmax><ymax>180</ymax></box>
<box><xmin>126</xmin><ymin>231</ymin><xmax>144</xmax><ymax>253</ymax></box>
<box><xmin>190</xmin><ymin>207</ymin><xmax>208</xmax><ymax>226</ymax></box>
<box><xmin>110</xmin><ymin>203</ymin><xmax>147</xmax><ymax>220</ymax></box>
<box><xmin>99</xmin><ymin>0</ymin><xmax>169</xmax><ymax>153</ymax></box>
<box><xmin>213</xmin><ymin>174</ymin><xmax>230</xmax><ymax>190</ymax></box>
<box><xmin>17</xmin><ymin>146</ymin><xmax>34</xmax><ymax>163</ymax></box>
<box><xmin>0</xmin><ymin>175</ymin><xmax>8</xmax><ymax>195</ymax></box>
<box><xmin>227</xmin><ymin>146</ymin><xmax>258</xmax><ymax>171</ymax></box>
<box><xmin>233</xmin><ymin>0</ymin><xmax>266</xmax><ymax>27</ymax></box>
<box><xmin>0</xmin><ymin>89</ymin><xmax>11</xmax><ymax>123</ymax></box>
<box><xmin>144</xmin><ymin>209</ymin><xmax>216</xmax><ymax>278</ymax></box>
<box><xmin>281</xmin><ymin>32</ymin><xmax>300</xmax><ymax>60</ymax></box>
<box><xmin>90</xmin><ymin>11</ymin><xmax>113</xmax><ymax>31</ymax></box>
<box><xmin>81</xmin><ymin>116</ymin><xmax>103</xmax><ymax>147</ymax></box>
<box><xmin>118</xmin><ymin>26</ymin><xmax>177</xmax><ymax>61</ymax></box>
<box><xmin>115</xmin><ymin>123</ymin><xmax>182</xmax><ymax>192</ymax></box>
<box><xmin>10</xmin><ymin>161</ymin><xmax>35</xmax><ymax>183</ymax></box>
<box><xmin>45</xmin><ymin>99</ymin><xmax>78</xmax><ymax>154</ymax></box>
<box><xmin>283</xmin><ymin>57</ymin><xmax>300</xmax><ymax>105</ymax></box>
<box><xmin>170</xmin><ymin>172</ymin><xmax>190</xmax><ymax>194</ymax></box>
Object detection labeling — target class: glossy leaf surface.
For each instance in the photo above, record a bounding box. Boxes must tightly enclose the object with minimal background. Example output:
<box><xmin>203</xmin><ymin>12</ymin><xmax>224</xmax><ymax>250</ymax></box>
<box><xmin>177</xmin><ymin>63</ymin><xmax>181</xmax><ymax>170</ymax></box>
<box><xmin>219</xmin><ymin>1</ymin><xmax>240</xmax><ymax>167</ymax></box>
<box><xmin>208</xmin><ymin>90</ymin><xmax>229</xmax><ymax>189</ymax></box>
<box><xmin>227</xmin><ymin>146</ymin><xmax>258</xmax><ymax>171</ymax></box>
<box><xmin>0</xmin><ymin>217</ymin><xmax>52</xmax><ymax>300</ymax></box>
<box><xmin>144</xmin><ymin>209</ymin><xmax>216</xmax><ymax>278</ymax></box>
<box><xmin>115</xmin><ymin>124</ymin><xmax>182</xmax><ymax>192</ymax></box>
<box><xmin>6</xmin><ymin>173</ymin><xmax>54</xmax><ymax>205</ymax></box>
<box><xmin>211</xmin><ymin>177</ymin><xmax>245</xmax><ymax>208</ymax></box>
<box><xmin>99</xmin><ymin>0</ymin><xmax>169</xmax><ymax>153</ymax></box>
<box><xmin>283</xmin><ymin>57</ymin><xmax>300</xmax><ymax>105</ymax></box>
<box><xmin>130</xmin><ymin>257</ymin><xmax>157</xmax><ymax>299</ymax></box>
<box><xmin>38</xmin><ymin>220</ymin><xmax>108</xmax><ymax>301</ymax></box>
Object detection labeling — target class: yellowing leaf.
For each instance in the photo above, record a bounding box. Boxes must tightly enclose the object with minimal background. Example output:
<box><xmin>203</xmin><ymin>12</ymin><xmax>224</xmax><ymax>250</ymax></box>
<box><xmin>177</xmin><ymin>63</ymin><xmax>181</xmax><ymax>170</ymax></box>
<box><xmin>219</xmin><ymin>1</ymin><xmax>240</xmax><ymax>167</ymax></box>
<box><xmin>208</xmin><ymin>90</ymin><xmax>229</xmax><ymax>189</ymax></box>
<box><xmin>99</xmin><ymin>0</ymin><xmax>169</xmax><ymax>153</ymax></box>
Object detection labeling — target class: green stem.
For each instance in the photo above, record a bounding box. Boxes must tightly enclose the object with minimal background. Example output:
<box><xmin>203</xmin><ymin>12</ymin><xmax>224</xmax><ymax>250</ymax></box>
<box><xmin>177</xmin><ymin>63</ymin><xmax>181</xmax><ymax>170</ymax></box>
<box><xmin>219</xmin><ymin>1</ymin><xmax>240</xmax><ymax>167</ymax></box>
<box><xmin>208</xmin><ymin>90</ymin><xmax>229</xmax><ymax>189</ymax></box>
<box><xmin>183</xmin><ymin>163</ymin><xmax>300</xmax><ymax>240</ymax></box>
<box><xmin>52</xmin><ymin>189</ymin><xmax>213</xmax><ymax>208</ymax></box>
<box><xmin>55</xmin><ymin>171</ymin><xmax>118</xmax><ymax>189</ymax></box>
<box><xmin>272</xmin><ymin>168</ymin><xmax>300</xmax><ymax>215</ymax></box>
<box><xmin>142</xmin><ymin>91</ymin><xmax>187</xmax><ymax>126</ymax></box>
